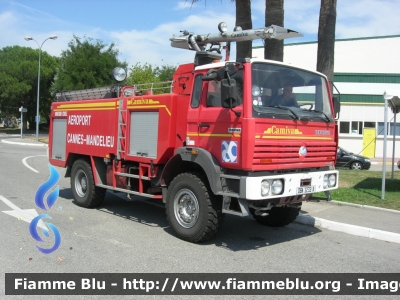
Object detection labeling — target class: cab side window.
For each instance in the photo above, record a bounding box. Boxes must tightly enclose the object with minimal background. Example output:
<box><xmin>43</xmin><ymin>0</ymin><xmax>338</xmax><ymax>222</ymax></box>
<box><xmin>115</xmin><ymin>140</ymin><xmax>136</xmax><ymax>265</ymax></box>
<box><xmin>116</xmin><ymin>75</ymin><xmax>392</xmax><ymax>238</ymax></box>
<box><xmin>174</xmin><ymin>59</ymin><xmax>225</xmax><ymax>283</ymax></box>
<box><xmin>206</xmin><ymin>81</ymin><xmax>221</xmax><ymax>107</ymax></box>
<box><xmin>191</xmin><ymin>75</ymin><xmax>203</xmax><ymax>108</ymax></box>
<box><xmin>232</xmin><ymin>70</ymin><xmax>243</xmax><ymax>105</ymax></box>
<box><xmin>206</xmin><ymin>70</ymin><xmax>243</xmax><ymax>107</ymax></box>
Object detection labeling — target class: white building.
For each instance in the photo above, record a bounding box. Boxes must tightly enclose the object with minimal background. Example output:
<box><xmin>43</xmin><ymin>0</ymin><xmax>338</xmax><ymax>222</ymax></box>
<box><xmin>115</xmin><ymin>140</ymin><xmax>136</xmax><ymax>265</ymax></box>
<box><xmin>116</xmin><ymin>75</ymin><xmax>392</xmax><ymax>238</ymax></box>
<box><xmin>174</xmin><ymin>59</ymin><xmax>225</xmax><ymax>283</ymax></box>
<box><xmin>253</xmin><ymin>35</ymin><xmax>400</xmax><ymax>158</ymax></box>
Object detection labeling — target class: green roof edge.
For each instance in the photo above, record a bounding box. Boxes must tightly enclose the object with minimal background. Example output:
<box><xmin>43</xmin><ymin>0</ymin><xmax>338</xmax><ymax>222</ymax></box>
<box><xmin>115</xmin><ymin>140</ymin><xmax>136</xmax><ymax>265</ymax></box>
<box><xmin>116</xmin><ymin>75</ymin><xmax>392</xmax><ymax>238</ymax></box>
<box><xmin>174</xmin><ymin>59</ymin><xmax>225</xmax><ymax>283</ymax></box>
<box><xmin>253</xmin><ymin>34</ymin><xmax>400</xmax><ymax>49</ymax></box>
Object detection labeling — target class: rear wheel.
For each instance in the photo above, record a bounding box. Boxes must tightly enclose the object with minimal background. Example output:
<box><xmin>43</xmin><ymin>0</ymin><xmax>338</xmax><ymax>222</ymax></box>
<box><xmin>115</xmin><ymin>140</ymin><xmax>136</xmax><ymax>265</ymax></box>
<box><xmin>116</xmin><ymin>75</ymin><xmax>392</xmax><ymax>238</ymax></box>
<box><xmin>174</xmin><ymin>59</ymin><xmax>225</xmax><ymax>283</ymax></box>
<box><xmin>166</xmin><ymin>172</ymin><xmax>223</xmax><ymax>243</ymax></box>
<box><xmin>70</xmin><ymin>159</ymin><xmax>106</xmax><ymax>208</ymax></box>
<box><xmin>250</xmin><ymin>204</ymin><xmax>301</xmax><ymax>227</ymax></box>
<box><xmin>350</xmin><ymin>161</ymin><xmax>363</xmax><ymax>170</ymax></box>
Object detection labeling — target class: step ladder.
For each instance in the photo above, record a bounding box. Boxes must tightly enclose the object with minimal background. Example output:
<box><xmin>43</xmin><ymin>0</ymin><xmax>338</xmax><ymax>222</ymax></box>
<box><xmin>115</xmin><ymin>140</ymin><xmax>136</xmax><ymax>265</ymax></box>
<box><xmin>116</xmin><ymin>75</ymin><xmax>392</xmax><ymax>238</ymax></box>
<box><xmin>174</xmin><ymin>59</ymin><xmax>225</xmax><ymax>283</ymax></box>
<box><xmin>117</xmin><ymin>98</ymin><xmax>127</xmax><ymax>160</ymax></box>
<box><xmin>108</xmin><ymin>163</ymin><xmax>162</xmax><ymax>199</ymax></box>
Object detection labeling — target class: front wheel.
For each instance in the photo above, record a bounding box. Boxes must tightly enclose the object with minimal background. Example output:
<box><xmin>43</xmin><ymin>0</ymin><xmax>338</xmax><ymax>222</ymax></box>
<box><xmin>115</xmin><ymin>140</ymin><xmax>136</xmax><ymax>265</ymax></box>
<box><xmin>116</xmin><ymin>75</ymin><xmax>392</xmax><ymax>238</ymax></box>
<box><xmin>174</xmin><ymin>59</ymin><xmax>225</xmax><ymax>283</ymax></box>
<box><xmin>166</xmin><ymin>172</ymin><xmax>223</xmax><ymax>243</ymax></box>
<box><xmin>351</xmin><ymin>161</ymin><xmax>363</xmax><ymax>170</ymax></box>
<box><xmin>250</xmin><ymin>204</ymin><xmax>301</xmax><ymax>227</ymax></box>
<box><xmin>70</xmin><ymin>159</ymin><xmax>106</xmax><ymax>208</ymax></box>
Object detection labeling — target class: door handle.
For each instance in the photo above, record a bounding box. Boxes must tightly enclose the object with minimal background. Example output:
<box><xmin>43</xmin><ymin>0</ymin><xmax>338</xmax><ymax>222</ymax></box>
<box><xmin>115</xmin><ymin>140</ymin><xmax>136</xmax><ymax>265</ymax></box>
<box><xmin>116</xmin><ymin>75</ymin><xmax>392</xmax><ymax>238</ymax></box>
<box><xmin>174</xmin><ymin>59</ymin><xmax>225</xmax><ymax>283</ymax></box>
<box><xmin>198</xmin><ymin>123</ymin><xmax>210</xmax><ymax>129</ymax></box>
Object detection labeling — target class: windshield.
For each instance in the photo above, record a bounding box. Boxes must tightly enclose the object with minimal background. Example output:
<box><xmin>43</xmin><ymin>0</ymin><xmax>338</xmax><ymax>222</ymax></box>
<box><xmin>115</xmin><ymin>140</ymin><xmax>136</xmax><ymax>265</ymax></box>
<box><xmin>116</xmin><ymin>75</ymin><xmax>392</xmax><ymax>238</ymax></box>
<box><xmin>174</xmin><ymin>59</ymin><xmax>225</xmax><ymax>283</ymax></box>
<box><xmin>251</xmin><ymin>63</ymin><xmax>333</xmax><ymax>122</ymax></box>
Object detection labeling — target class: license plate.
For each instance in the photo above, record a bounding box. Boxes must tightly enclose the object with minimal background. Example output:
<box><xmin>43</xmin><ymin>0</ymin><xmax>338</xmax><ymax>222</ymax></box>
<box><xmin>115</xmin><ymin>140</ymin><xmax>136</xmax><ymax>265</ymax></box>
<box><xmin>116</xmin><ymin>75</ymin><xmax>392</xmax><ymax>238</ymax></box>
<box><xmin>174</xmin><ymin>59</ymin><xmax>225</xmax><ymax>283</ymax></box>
<box><xmin>297</xmin><ymin>185</ymin><xmax>315</xmax><ymax>194</ymax></box>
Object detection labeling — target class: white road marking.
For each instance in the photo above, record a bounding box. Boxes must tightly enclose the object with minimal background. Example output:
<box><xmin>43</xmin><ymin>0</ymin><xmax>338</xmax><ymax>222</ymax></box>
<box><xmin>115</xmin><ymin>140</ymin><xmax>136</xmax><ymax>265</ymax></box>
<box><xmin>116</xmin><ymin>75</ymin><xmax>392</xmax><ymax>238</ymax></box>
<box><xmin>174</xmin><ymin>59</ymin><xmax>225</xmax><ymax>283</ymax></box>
<box><xmin>0</xmin><ymin>195</ymin><xmax>47</xmax><ymax>229</ymax></box>
<box><xmin>22</xmin><ymin>155</ymin><xmax>47</xmax><ymax>173</ymax></box>
<box><xmin>1</xmin><ymin>139</ymin><xmax>45</xmax><ymax>146</ymax></box>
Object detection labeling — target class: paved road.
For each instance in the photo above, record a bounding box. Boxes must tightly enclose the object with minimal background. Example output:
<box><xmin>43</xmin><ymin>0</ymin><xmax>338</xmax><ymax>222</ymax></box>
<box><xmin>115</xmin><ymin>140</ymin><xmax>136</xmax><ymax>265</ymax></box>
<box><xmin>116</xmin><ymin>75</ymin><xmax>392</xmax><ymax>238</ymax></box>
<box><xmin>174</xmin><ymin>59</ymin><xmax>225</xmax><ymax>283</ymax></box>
<box><xmin>335</xmin><ymin>160</ymin><xmax>399</xmax><ymax>172</ymax></box>
<box><xmin>369</xmin><ymin>161</ymin><xmax>399</xmax><ymax>172</ymax></box>
<box><xmin>1</xmin><ymin>138</ymin><xmax>399</xmax><ymax>299</ymax></box>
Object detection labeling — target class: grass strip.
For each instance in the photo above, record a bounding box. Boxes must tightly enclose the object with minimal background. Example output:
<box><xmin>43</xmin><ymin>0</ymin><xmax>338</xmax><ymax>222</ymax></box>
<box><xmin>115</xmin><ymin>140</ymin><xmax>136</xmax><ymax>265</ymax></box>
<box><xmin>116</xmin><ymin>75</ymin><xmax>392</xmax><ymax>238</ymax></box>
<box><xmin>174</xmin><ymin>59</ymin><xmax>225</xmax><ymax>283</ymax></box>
<box><xmin>313</xmin><ymin>169</ymin><xmax>400</xmax><ymax>210</ymax></box>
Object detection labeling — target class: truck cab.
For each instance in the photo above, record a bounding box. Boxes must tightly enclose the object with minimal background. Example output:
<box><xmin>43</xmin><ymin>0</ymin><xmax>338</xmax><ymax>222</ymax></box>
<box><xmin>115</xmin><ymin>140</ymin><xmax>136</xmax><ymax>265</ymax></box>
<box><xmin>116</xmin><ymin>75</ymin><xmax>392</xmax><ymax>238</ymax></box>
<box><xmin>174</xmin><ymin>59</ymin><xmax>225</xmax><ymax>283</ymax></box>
<box><xmin>170</xmin><ymin>56</ymin><xmax>338</xmax><ymax>230</ymax></box>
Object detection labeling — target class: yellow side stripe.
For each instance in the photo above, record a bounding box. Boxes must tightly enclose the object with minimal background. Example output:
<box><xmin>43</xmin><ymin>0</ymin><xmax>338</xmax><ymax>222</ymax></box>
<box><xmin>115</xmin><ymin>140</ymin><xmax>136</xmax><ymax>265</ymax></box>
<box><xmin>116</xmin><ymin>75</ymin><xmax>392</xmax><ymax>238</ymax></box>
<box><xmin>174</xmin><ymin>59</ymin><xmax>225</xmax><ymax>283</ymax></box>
<box><xmin>53</xmin><ymin>103</ymin><xmax>171</xmax><ymax>115</ymax></box>
<box><xmin>259</xmin><ymin>135</ymin><xmax>333</xmax><ymax>140</ymax></box>
<box><xmin>54</xmin><ymin>108</ymin><xmax>115</xmax><ymax>112</ymax></box>
<box><xmin>55</xmin><ymin>102</ymin><xmax>116</xmax><ymax>109</ymax></box>
<box><xmin>187</xmin><ymin>133</ymin><xmax>241</xmax><ymax>138</ymax></box>
<box><xmin>127</xmin><ymin>105</ymin><xmax>171</xmax><ymax>116</ymax></box>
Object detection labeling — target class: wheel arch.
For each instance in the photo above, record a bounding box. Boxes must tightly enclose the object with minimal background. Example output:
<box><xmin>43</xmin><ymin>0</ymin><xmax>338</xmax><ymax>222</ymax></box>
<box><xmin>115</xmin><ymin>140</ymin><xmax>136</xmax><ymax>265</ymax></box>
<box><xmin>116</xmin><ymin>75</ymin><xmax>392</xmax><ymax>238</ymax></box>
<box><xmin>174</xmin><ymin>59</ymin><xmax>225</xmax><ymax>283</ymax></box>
<box><xmin>69</xmin><ymin>157</ymin><xmax>106</xmax><ymax>208</ymax></box>
<box><xmin>65</xmin><ymin>154</ymin><xmax>91</xmax><ymax>177</ymax></box>
<box><xmin>161</xmin><ymin>147</ymin><xmax>223</xmax><ymax>195</ymax></box>
<box><xmin>65</xmin><ymin>154</ymin><xmax>106</xmax><ymax>185</ymax></box>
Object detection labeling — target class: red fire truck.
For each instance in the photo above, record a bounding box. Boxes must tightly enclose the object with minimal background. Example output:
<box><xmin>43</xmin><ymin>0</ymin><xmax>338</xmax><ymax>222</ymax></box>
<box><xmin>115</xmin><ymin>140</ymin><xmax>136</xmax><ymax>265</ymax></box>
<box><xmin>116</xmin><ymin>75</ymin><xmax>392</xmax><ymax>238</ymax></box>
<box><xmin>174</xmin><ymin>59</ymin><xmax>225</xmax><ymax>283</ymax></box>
<box><xmin>49</xmin><ymin>23</ymin><xmax>340</xmax><ymax>242</ymax></box>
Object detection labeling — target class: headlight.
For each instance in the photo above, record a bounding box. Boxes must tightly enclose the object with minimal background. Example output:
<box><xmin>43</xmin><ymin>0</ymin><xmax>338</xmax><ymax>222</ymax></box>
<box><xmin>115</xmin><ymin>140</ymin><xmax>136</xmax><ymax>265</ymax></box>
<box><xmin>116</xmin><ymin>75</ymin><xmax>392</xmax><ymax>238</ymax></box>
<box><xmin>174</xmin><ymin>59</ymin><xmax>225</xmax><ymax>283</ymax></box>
<box><xmin>328</xmin><ymin>174</ymin><xmax>336</xmax><ymax>187</ymax></box>
<box><xmin>365</xmin><ymin>159</ymin><xmax>370</xmax><ymax>162</ymax></box>
<box><xmin>261</xmin><ymin>180</ymin><xmax>270</xmax><ymax>196</ymax></box>
<box><xmin>271</xmin><ymin>179</ymin><xmax>283</xmax><ymax>195</ymax></box>
<box><xmin>323</xmin><ymin>174</ymin><xmax>329</xmax><ymax>188</ymax></box>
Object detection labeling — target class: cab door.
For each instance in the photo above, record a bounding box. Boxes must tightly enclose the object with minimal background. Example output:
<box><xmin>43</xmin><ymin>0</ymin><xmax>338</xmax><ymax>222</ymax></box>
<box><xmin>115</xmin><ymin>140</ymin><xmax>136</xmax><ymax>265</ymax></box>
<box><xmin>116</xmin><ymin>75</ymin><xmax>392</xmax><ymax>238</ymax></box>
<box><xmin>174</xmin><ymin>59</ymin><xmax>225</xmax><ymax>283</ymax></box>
<box><xmin>196</xmin><ymin>79</ymin><xmax>242</xmax><ymax>167</ymax></box>
<box><xmin>186</xmin><ymin>74</ymin><xmax>204</xmax><ymax>147</ymax></box>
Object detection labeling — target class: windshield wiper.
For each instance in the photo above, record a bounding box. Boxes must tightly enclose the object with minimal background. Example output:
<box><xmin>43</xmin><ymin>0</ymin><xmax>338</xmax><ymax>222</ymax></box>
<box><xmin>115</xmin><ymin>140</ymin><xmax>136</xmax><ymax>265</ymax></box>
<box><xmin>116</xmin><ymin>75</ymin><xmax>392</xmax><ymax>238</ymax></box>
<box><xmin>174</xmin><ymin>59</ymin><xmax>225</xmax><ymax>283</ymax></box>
<box><xmin>310</xmin><ymin>109</ymin><xmax>331</xmax><ymax>122</ymax></box>
<box><xmin>264</xmin><ymin>105</ymin><xmax>299</xmax><ymax>120</ymax></box>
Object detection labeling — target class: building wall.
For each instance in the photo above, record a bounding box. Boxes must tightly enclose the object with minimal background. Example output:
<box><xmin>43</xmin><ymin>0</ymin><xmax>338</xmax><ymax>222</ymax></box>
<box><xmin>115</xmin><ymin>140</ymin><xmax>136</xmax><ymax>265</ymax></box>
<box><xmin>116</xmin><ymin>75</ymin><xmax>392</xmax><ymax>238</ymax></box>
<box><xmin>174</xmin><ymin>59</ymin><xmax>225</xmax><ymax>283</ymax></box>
<box><xmin>338</xmin><ymin>103</ymin><xmax>400</xmax><ymax>157</ymax></box>
<box><xmin>253</xmin><ymin>35</ymin><xmax>400</xmax><ymax>158</ymax></box>
<box><xmin>253</xmin><ymin>36</ymin><xmax>400</xmax><ymax>74</ymax></box>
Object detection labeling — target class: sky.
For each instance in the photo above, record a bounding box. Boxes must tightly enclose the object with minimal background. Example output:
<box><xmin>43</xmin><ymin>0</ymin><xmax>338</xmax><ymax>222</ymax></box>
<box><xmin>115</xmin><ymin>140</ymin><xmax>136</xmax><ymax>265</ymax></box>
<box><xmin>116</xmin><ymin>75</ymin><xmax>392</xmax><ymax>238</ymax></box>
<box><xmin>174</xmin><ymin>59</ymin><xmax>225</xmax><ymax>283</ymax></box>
<box><xmin>0</xmin><ymin>0</ymin><xmax>399</xmax><ymax>68</ymax></box>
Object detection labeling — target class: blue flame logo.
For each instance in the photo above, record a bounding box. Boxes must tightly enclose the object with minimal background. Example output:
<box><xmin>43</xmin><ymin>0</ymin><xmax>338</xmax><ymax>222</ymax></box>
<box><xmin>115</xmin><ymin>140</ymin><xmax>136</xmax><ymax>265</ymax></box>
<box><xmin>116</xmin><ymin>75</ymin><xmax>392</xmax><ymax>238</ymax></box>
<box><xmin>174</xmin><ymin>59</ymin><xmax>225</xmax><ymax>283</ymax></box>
<box><xmin>29</xmin><ymin>164</ymin><xmax>62</xmax><ymax>254</ymax></box>
<box><xmin>29</xmin><ymin>214</ymin><xmax>61</xmax><ymax>254</ymax></box>
<box><xmin>35</xmin><ymin>164</ymin><xmax>60</xmax><ymax>210</ymax></box>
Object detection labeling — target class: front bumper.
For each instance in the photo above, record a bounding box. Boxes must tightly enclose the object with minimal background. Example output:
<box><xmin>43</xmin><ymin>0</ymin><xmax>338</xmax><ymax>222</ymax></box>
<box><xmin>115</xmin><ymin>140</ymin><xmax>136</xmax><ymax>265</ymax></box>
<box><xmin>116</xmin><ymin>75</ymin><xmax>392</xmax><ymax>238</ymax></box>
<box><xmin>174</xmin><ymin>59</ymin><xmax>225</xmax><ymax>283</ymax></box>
<box><xmin>245</xmin><ymin>170</ymin><xmax>339</xmax><ymax>200</ymax></box>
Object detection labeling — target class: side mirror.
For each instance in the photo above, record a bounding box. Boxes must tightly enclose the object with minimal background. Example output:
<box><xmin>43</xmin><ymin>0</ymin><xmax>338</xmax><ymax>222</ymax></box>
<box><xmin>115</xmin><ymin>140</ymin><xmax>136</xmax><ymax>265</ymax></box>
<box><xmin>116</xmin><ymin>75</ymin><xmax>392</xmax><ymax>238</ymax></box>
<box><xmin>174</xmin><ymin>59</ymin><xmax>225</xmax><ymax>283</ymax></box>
<box><xmin>333</xmin><ymin>96</ymin><xmax>340</xmax><ymax>114</ymax></box>
<box><xmin>217</xmin><ymin>63</ymin><xmax>237</xmax><ymax>80</ymax></box>
<box><xmin>202</xmin><ymin>70</ymin><xmax>219</xmax><ymax>81</ymax></box>
<box><xmin>221</xmin><ymin>79</ymin><xmax>238</xmax><ymax>108</ymax></box>
<box><xmin>330</xmin><ymin>81</ymin><xmax>341</xmax><ymax>120</ymax></box>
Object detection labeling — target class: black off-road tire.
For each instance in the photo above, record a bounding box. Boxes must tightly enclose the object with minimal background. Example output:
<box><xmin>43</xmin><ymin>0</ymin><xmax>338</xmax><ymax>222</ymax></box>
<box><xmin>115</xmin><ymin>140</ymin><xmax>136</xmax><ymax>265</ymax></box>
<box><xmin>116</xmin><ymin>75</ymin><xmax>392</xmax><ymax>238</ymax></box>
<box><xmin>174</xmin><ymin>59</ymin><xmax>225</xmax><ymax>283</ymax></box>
<box><xmin>166</xmin><ymin>172</ymin><xmax>224</xmax><ymax>243</ymax></box>
<box><xmin>70</xmin><ymin>159</ymin><xmax>106</xmax><ymax>208</ymax></box>
<box><xmin>251</xmin><ymin>205</ymin><xmax>301</xmax><ymax>227</ymax></box>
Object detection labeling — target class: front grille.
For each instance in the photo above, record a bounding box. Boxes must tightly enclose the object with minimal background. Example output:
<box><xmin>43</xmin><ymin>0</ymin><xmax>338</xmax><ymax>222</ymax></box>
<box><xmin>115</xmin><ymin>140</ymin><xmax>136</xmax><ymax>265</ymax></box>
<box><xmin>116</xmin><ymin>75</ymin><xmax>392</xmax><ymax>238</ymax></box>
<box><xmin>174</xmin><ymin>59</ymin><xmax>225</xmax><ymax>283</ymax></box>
<box><xmin>253</xmin><ymin>140</ymin><xmax>336</xmax><ymax>170</ymax></box>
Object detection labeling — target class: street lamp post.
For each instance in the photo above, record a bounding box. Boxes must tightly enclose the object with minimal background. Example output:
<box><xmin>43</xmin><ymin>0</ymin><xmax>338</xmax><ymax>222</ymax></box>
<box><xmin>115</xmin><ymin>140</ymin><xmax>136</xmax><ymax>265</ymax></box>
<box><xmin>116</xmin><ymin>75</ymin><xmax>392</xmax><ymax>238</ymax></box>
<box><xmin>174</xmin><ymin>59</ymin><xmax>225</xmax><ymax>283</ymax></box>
<box><xmin>24</xmin><ymin>35</ymin><xmax>57</xmax><ymax>141</ymax></box>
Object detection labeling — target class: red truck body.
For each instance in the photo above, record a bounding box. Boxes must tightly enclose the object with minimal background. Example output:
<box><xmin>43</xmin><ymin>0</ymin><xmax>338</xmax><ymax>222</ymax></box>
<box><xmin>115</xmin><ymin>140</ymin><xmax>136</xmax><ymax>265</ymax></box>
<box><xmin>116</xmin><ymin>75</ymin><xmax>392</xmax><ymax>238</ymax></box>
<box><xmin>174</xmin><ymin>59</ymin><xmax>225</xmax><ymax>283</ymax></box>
<box><xmin>49</xmin><ymin>25</ymin><xmax>339</xmax><ymax>242</ymax></box>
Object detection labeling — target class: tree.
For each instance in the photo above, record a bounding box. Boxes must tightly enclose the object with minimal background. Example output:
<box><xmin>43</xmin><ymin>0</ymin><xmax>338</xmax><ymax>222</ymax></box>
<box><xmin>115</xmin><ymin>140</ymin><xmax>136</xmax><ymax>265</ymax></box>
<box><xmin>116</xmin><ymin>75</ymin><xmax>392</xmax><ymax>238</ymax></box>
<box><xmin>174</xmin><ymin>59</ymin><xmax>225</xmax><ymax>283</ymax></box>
<box><xmin>0</xmin><ymin>46</ymin><xmax>58</xmax><ymax>128</ymax></box>
<box><xmin>127</xmin><ymin>63</ymin><xmax>176</xmax><ymax>94</ymax></box>
<box><xmin>127</xmin><ymin>63</ymin><xmax>158</xmax><ymax>85</ymax></box>
<box><xmin>316</xmin><ymin>0</ymin><xmax>337</xmax><ymax>83</ymax></box>
<box><xmin>154</xmin><ymin>65</ymin><xmax>177</xmax><ymax>82</ymax></box>
<box><xmin>235</xmin><ymin>0</ymin><xmax>252</xmax><ymax>59</ymax></box>
<box><xmin>53</xmin><ymin>36</ymin><xmax>127</xmax><ymax>92</ymax></box>
<box><xmin>264</xmin><ymin>0</ymin><xmax>284</xmax><ymax>61</ymax></box>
